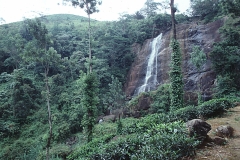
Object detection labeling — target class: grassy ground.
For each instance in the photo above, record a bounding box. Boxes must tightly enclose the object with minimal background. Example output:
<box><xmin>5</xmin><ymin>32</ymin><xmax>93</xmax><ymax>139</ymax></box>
<box><xmin>194</xmin><ymin>105</ymin><xmax>240</xmax><ymax>160</ymax></box>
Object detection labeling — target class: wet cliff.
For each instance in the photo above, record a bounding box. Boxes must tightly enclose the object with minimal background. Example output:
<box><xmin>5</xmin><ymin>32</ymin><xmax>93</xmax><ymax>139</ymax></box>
<box><xmin>124</xmin><ymin>19</ymin><xmax>224</xmax><ymax>102</ymax></box>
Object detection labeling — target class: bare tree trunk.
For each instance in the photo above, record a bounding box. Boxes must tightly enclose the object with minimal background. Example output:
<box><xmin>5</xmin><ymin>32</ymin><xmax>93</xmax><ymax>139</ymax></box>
<box><xmin>86</xmin><ymin>5</ymin><xmax>92</xmax><ymax>73</ymax></box>
<box><xmin>170</xmin><ymin>0</ymin><xmax>176</xmax><ymax>39</ymax></box>
<box><xmin>45</xmin><ymin>67</ymin><xmax>52</xmax><ymax>160</ymax></box>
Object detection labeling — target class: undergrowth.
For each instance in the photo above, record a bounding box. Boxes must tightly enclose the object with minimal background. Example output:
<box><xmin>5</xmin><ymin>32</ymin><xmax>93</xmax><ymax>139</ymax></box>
<box><xmin>67</xmin><ymin>98</ymin><xmax>235</xmax><ymax>160</ymax></box>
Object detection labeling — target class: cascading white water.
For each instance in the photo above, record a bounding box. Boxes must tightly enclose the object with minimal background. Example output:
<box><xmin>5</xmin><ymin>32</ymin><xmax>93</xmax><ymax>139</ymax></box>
<box><xmin>135</xmin><ymin>33</ymin><xmax>162</xmax><ymax>95</ymax></box>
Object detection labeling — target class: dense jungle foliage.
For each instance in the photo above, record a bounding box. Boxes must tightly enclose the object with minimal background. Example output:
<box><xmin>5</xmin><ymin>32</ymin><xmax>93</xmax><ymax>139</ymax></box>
<box><xmin>0</xmin><ymin>0</ymin><xmax>240</xmax><ymax>159</ymax></box>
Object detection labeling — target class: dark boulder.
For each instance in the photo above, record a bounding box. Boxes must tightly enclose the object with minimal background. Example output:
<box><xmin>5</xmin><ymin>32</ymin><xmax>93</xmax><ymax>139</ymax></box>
<box><xmin>215</xmin><ymin>125</ymin><xmax>234</xmax><ymax>138</ymax></box>
<box><xmin>186</xmin><ymin>119</ymin><xmax>211</xmax><ymax>141</ymax></box>
<box><xmin>213</xmin><ymin>136</ymin><xmax>227</xmax><ymax>145</ymax></box>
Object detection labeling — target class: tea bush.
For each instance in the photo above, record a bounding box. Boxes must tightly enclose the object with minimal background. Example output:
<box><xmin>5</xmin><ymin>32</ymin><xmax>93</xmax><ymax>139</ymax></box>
<box><xmin>68</xmin><ymin>121</ymin><xmax>198</xmax><ymax>160</ymax></box>
<box><xmin>170</xmin><ymin>105</ymin><xmax>198</xmax><ymax>122</ymax></box>
<box><xmin>68</xmin><ymin>134</ymin><xmax>116</xmax><ymax>160</ymax></box>
<box><xmin>123</xmin><ymin>98</ymin><xmax>234</xmax><ymax>134</ymax></box>
<box><xmin>198</xmin><ymin>98</ymin><xmax>234</xmax><ymax>118</ymax></box>
<box><xmin>66</xmin><ymin>97</ymin><xmax>235</xmax><ymax>159</ymax></box>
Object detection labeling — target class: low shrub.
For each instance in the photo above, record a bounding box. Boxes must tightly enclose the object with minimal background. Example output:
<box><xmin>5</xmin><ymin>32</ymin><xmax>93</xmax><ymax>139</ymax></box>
<box><xmin>135</xmin><ymin>122</ymin><xmax>198</xmax><ymax>159</ymax></box>
<box><xmin>121</xmin><ymin>117</ymin><xmax>140</xmax><ymax>134</ymax></box>
<box><xmin>123</xmin><ymin>98</ymin><xmax>234</xmax><ymax>134</ymax></box>
<box><xmin>0</xmin><ymin>138</ymin><xmax>38</xmax><ymax>159</ymax></box>
<box><xmin>68</xmin><ymin>98</ymin><xmax>235</xmax><ymax>159</ymax></box>
<box><xmin>121</xmin><ymin>113</ymin><xmax>170</xmax><ymax>134</ymax></box>
<box><xmin>170</xmin><ymin>105</ymin><xmax>198</xmax><ymax>122</ymax></box>
<box><xmin>171</xmin><ymin>98</ymin><xmax>234</xmax><ymax>121</ymax></box>
<box><xmin>94</xmin><ymin>122</ymin><xmax>117</xmax><ymax>137</ymax></box>
<box><xmin>198</xmin><ymin>98</ymin><xmax>234</xmax><ymax>118</ymax></box>
<box><xmin>68</xmin><ymin>121</ymin><xmax>198</xmax><ymax>160</ymax></box>
<box><xmin>68</xmin><ymin>134</ymin><xmax>115</xmax><ymax>160</ymax></box>
<box><xmin>49</xmin><ymin>144</ymin><xmax>71</xmax><ymax>159</ymax></box>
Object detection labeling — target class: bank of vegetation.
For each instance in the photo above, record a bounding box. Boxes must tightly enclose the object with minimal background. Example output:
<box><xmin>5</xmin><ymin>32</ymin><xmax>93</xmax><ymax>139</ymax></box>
<box><xmin>0</xmin><ymin>0</ymin><xmax>240</xmax><ymax>159</ymax></box>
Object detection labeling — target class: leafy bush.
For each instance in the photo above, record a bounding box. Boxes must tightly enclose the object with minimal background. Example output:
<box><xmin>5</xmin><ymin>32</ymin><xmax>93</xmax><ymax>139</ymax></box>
<box><xmin>214</xmin><ymin>74</ymin><xmax>237</xmax><ymax>97</ymax></box>
<box><xmin>222</xmin><ymin>92</ymin><xmax>240</xmax><ymax>103</ymax></box>
<box><xmin>0</xmin><ymin>138</ymin><xmax>39</xmax><ymax>160</ymax></box>
<box><xmin>49</xmin><ymin>144</ymin><xmax>71</xmax><ymax>159</ymax></box>
<box><xmin>68</xmin><ymin>134</ymin><xmax>115</xmax><ymax>160</ymax></box>
<box><xmin>94</xmin><ymin>122</ymin><xmax>117</xmax><ymax>137</ymax></box>
<box><xmin>0</xmin><ymin>72</ymin><xmax>12</xmax><ymax>83</ymax></box>
<box><xmin>172</xmin><ymin>98</ymin><xmax>234</xmax><ymax>121</ymax></box>
<box><xmin>135</xmin><ymin>122</ymin><xmax>198</xmax><ymax>160</ymax></box>
<box><xmin>171</xmin><ymin>105</ymin><xmax>198</xmax><ymax>122</ymax></box>
<box><xmin>150</xmin><ymin>84</ymin><xmax>171</xmax><ymax>113</ymax></box>
<box><xmin>68</xmin><ymin>122</ymin><xmax>198</xmax><ymax>160</ymax></box>
<box><xmin>0</xmin><ymin>120</ymin><xmax>20</xmax><ymax>137</ymax></box>
<box><xmin>175</xmin><ymin>14</ymin><xmax>190</xmax><ymax>23</ymax></box>
<box><xmin>120</xmin><ymin>117</ymin><xmax>140</xmax><ymax>134</ymax></box>
<box><xmin>198</xmin><ymin>98</ymin><xmax>234</xmax><ymax>118</ymax></box>
<box><xmin>124</xmin><ymin>98</ymin><xmax>234</xmax><ymax>134</ymax></box>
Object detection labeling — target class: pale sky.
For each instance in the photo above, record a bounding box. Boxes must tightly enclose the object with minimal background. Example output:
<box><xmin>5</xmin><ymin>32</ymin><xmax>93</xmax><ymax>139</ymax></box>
<box><xmin>0</xmin><ymin>0</ymin><xmax>190</xmax><ymax>24</ymax></box>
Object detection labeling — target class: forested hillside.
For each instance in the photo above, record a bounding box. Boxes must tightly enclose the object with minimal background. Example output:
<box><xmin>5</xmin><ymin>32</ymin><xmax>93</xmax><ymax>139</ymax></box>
<box><xmin>0</xmin><ymin>0</ymin><xmax>240</xmax><ymax>159</ymax></box>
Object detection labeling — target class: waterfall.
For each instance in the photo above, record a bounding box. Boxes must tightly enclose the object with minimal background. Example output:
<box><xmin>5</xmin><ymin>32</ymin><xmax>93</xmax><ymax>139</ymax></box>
<box><xmin>135</xmin><ymin>33</ymin><xmax>162</xmax><ymax>95</ymax></box>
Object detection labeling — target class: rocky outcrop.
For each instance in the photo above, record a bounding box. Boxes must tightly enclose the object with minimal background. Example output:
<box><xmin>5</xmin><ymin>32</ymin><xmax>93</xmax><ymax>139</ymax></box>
<box><xmin>129</xmin><ymin>94</ymin><xmax>152</xmax><ymax>118</ymax></box>
<box><xmin>124</xmin><ymin>19</ymin><xmax>224</xmax><ymax>103</ymax></box>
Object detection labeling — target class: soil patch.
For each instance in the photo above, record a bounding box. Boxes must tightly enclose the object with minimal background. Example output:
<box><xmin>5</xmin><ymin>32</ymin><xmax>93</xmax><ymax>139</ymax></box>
<box><xmin>194</xmin><ymin>106</ymin><xmax>240</xmax><ymax>159</ymax></box>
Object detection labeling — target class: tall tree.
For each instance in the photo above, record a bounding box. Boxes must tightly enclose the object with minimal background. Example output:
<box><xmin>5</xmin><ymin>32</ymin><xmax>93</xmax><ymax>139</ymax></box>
<box><xmin>4</xmin><ymin>33</ymin><xmax>26</xmax><ymax>70</ymax></box>
<box><xmin>102</xmin><ymin>76</ymin><xmax>125</xmax><ymax>114</ymax></box>
<box><xmin>21</xmin><ymin>19</ymin><xmax>61</xmax><ymax>160</ymax></box>
<box><xmin>220</xmin><ymin>0</ymin><xmax>240</xmax><ymax>17</ymax></box>
<box><xmin>11</xmin><ymin>69</ymin><xmax>40</xmax><ymax>122</ymax></box>
<box><xmin>65</xmin><ymin>0</ymin><xmax>102</xmax><ymax>73</ymax></box>
<box><xmin>169</xmin><ymin>0</ymin><xmax>184</xmax><ymax>111</ymax></box>
<box><xmin>190</xmin><ymin>0</ymin><xmax>220</xmax><ymax>22</ymax></box>
<box><xmin>141</xmin><ymin>0</ymin><xmax>162</xmax><ymax>17</ymax></box>
<box><xmin>63</xmin><ymin>0</ymin><xmax>101</xmax><ymax>142</ymax></box>
<box><xmin>210</xmin><ymin>16</ymin><xmax>240</xmax><ymax>95</ymax></box>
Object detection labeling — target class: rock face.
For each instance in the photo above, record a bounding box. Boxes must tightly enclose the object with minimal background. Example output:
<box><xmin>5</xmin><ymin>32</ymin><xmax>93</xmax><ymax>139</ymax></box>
<box><xmin>130</xmin><ymin>94</ymin><xmax>152</xmax><ymax>118</ymax></box>
<box><xmin>124</xmin><ymin>19</ymin><xmax>224</xmax><ymax>102</ymax></box>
